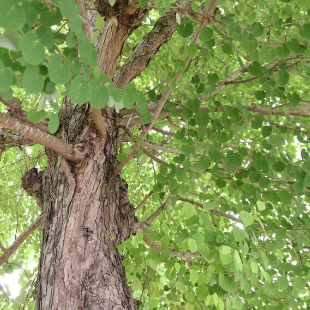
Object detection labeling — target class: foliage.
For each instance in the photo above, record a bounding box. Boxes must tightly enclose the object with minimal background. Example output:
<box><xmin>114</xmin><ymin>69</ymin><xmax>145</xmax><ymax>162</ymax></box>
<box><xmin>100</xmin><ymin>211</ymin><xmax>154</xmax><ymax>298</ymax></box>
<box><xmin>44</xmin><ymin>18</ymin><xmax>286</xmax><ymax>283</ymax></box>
<box><xmin>0</xmin><ymin>0</ymin><xmax>310</xmax><ymax>309</ymax></box>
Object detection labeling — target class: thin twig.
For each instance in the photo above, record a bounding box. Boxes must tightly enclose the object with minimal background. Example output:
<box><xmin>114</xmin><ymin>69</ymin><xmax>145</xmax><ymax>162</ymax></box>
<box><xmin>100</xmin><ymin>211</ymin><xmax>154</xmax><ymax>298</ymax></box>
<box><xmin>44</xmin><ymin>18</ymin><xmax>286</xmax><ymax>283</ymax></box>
<box><xmin>144</xmin><ymin>196</ymin><xmax>175</xmax><ymax>225</ymax></box>
<box><xmin>0</xmin><ymin>215</ymin><xmax>43</xmax><ymax>266</ymax></box>
<box><xmin>134</xmin><ymin>190</ymin><xmax>154</xmax><ymax>213</ymax></box>
<box><xmin>143</xmin><ymin>235</ymin><xmax>200</xmax><ymax>260</ymax></box>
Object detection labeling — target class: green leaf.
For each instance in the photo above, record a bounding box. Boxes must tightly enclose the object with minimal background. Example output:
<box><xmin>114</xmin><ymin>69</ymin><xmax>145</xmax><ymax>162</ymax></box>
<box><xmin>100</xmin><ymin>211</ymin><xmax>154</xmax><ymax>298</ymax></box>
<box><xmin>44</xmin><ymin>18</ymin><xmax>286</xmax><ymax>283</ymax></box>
<box><xmin>190</xmin><ymin>269</ymin><xmax>198</xmax><ymax>285</ymax></box>
<box><xmin>277</xmin><ymin>45</ymin><xmax>290</xmax><ymax>58</ymax></box>
<box><xmin>251</xmin><ymin>115</ymin><xmax>263</xmax><ymax>129</ymax></box>
<box><xmin>256</xmin><ymin>200</ymin><xmax>266</xmax><ymax>211</ymax></box>
<box><xmin>48</xmin><ymin>113</ymin><xmax>60</xmax><ymax>134</ymax></box>
<box><xmin>183</xmin><ymin>203</ymin><xmax>195</xmax><ymax>219</ymax></box>
<box><xmin>287</xmin><ymin>92</ymin><xmax>299</xmax><ymax>106</ymax></box>
<box><xmin>23</xmin><ymin>66</ymin><xmax>45</xmax><ymax>93</ymax></box>
<box><xmin>21</xmin><ymin>31</ymin><xmax>45</xmax><ymax>66</ymax></box>
<box><xmin>187</xmin><ymin>98</ymin><xmax>200</xmax><ymax>112</ymax></box>
<box><xmin>219</xmin><ymin>246</ymin><xmax>233</xmax><ymax>265</ymax></box>
<box><xmin>226</xmin><ymin>151</ymin><xmax>242</xmax><ymax>167</ymax></box>
<box><xmin>273</xmin><ymin>161</ymin><xmax>286</xmax><ymax>172</ymax></box>
<box><xmin>27</xmin><ymin>109</ymin><xmax>48</xmax><ymax>123</ymax></box>
<box><xmin>248</xmin><ymin>61</ymin><xmax>262</xmax><ymax>76</ymax></box>
<box><xmin>200</xmin><ymin>27</ymin><xmax>214</xmax><ymax>41</ymax></box>
<box><xmin>198</xmin><ymin>243</ymin><xmax>210</xmax><ymax>258</ymax></box>
<box><xmin>251</xmin><ymin>261</ymin><xmax>258</xmax><ymax>273</ymax></box>
<box><xmin>234</xmin><ymin>251</ymin><xmax>243</xmax><ymax>271</ymax></box>
<box><xmin>286</xmin><ymin>38</ymin><xmax>300</xmax><ymax>53</ymax></box>
<box><xmin>0</xmin><ymin>33</ymin><xmax>19</xmax><ymax>51</ymax></box>
<box><xmin>109</xmin><ymin>0</ymin><xmax>116</xmax><ymax>5</ymax></box>
<box><xmin>199</xmin><ymin>155</ymin><xmax>211</xmax><ymax>170</ymax></box>
<box><xmin>277</xmin><ymin>70</ymin><xmax>289</xmax><ymax>86</ymax></box>
<box><xmin>188</xmin><ymin>238</ymin><xmax>197</xmax><ymax>253</ymax></box>
<box><xmin>141</xmin><ymin>112</ymin><xmax>152</xmax><ymax>124</ymax></box>
<box><xmin>79</xmin><ymin>39</ymin><xmax>97</xmax><ymax>66</ymax></box>
<box><xmin>70</xmin><ymin>76</ymin><xmax>89</xmax><ymax>104</ymax></box>
<box><xmin>185</xmin><ymin>43</ymin><xmax>197</xmax><ymax>58</ymax></box>
<box><xmin>88</xmin><ymin>79</ymin><xmax>109</xmax><ymax>109</ymax></box>
<box><xmin>253</xmin><ymin>22</ymin><xmax>264</xmax><ymax>37</ymax></box>
<box><xmin>177</xmin><ymin>22</ymin><xmax>193</xmax><ymax>38</ymax></box>
<box><xmin>277</xmin><ymin>276</ymin><xmax>289</xmax><ymax>290</ymax></box>
<box><xmin>59</xmin><ymin>0</ymin><xmax>81</xmax><ymax>20</ymax></box>
<box><xmin>48</xmin><ymin>54</ymin><xmax>72</xmax><ymax>84</ymax></box>
<box><xmin>195</xmin><ymin>111</ymin><xmax>210</xmax><ymax>127</ymax></box>
<box><xmin>240</xmin><ymin>211</ymin><xmax>254</xmax><ymax>227</ymax></box>
<box><xmin>123</xmin><ymin>83</ymin><xmax>138</xmax><ymax>109</ymax></box>
<box><xmin>0</xmin><ymin>61</ymin><xmax>14</xmax><ymax>92</ymax></box>
<box><xmin>0</xmin><ymin>0</ymin><xmax>25</xmax><ymax>30</ymax></box>
<box><xmin>259</xmin><ymin>46</ymin><xmax>276</xmax><ymax>62</ymax></box>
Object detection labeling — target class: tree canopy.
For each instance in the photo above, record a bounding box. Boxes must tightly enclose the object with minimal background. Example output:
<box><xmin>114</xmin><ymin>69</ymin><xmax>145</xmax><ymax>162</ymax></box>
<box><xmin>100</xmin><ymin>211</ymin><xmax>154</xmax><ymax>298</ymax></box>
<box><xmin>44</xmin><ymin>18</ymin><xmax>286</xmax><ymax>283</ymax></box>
<box><xmin>0</xmin><ymin>0</ymin><xmax>310</xmax><ymax>309</ymax></box>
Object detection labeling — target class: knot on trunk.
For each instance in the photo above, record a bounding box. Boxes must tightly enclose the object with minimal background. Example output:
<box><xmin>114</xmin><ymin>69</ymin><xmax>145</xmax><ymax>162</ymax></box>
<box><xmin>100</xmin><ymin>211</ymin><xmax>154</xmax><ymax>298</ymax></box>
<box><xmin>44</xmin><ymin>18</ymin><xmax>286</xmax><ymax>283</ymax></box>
<box><xmin>22</xmin><ymin>168</ymin><xmax>43</xmax><ymax>208</ymax></box>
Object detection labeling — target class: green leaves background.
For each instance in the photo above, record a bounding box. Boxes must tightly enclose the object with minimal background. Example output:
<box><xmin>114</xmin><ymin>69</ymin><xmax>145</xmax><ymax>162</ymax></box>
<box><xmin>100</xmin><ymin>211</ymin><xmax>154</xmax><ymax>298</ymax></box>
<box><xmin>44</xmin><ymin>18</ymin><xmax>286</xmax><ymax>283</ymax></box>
<box><xmin>0</xmin><ymin>0</ymin><xmax>310</xmax><ymax>309</ymax></box>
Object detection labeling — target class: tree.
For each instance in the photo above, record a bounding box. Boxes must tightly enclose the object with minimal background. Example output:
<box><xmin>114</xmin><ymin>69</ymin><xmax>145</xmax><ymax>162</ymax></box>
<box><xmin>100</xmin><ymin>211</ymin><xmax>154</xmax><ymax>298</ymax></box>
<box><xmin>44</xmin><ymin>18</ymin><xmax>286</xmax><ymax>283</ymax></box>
<box><xmin>0</xmin><ymin>0</ymin><xmax>309</xmax><ymax>308</ymax></box>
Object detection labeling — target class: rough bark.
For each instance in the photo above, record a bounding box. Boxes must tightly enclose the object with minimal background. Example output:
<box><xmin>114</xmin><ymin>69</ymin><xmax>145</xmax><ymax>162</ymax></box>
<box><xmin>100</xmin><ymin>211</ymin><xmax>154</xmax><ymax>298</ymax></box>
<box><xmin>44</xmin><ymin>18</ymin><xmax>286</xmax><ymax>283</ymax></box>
<box><xmin>36</xmin><ymin>100</ymin><xmax>140</xmax><ymax>309</ymax></box>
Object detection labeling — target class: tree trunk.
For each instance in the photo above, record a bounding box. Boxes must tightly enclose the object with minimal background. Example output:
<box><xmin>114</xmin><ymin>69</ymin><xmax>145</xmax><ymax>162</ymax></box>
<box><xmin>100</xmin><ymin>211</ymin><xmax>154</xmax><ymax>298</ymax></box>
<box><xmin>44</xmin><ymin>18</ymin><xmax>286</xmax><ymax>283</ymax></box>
<box><xmin>35</xmin><ymin>100</ymin><xmax>139</xmax><ymax>309</ymax></box>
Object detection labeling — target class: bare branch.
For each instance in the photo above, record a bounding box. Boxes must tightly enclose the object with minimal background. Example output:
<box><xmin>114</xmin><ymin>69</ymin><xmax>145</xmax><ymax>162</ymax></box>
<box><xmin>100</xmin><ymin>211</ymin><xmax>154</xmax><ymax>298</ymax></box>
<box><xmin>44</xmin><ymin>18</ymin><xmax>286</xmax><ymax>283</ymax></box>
<box><xmin>0</xmin><ymin>283</ymin><xmax>10</xmax><ymax>301</ymax></box>
<box><xmin>143</xmin><ymin>141</ymin><xmax>182</xmax><ymax>155</ymax></box>
<box><xmin>144</xmin><ymin>196</ymin><xmax>174</xmax><ymax>225</ymax></box>
<box><xmin>134</xmin><ymin>190</ymin><xmax>154</xmax><ymax>213</ymax></box>
<box><xmin>0</xmin><ymin>112</ymin><xmax>83</xmax><ymax>162</ymax></box>
<box><xmin>152</xmin><ymin>126</ymin><xmax>176</xmax><ymax>137</ymax></box>
<box><xmin>141</xmin><ymin>146</ymin><xmax>171</xmax><ymax>168</ymax></box>
<box><xmin>267</xmin><ymin>120</ymin><xmax>310</xmax><ymax>134</ymax></box>
<box><xmin>143</xmin><ymin>235</ymin><xmax>201</xmax><ymax>260</ymax></box>
<box><xmin>246</xmin><ymin>105</ymin><xmax>310</xmax><ymax>118</ymax></box>
<box><xmin>0</xmin><ymin>215</ymin><xmax>43</xmax><ymax>267</ymax></box>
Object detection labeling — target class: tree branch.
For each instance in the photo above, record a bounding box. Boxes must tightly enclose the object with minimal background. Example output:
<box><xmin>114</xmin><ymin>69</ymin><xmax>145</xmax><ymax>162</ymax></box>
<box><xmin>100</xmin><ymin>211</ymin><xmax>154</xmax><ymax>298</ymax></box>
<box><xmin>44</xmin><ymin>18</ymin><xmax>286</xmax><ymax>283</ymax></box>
<box><xmin>0</xmin><ymin>215</ymin><xmax>43</xmax><ymax>267</ymax></box>
<box><xmin>91</xmin><ymin>108</ymin><xmax>107</xmax><ymax>139</ymax></box>
<box><xmin>152</xmin><ymin>126</ymin><xmax>176</xmax><ymax>137</ymax></box>
<box><xmin>144</xmin><ymin>196</ymin><xmax>174</xmax><ymax>225</ymax></box>
<box><xmin>0</xmin><ymin>112</ymin><xmax>84</xmax><ymax>162</ymax></box>
<box><xmin>143</xmin><ymin>235</ymin><xmax>201</xmax><ymax>261</ymax></box>
<box><xmin>143</xmin><ymin>141</ymin><xmax>182</xmax><ymax>155</ymax></box>
<box><xmin>115</xmin><ymin>11</ymin><xmax>178</xmax><ymax>88</ymax></box>
<box><xmin>134</xmin><ymin>190</ymin><xmax>154</xmax><ymax>213</ymax></box>
<box><xmin>0</xmin><ymin>127</ymin><xmax>36</xmax><ymax>155</ymax></box>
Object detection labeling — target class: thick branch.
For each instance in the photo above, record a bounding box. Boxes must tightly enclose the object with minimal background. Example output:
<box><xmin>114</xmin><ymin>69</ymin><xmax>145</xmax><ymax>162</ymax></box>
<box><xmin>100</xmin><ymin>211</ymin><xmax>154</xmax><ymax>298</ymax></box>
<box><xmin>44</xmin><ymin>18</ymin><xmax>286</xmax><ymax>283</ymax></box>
<box><xmin>143</xmin><ymin>235</ymin><xmax>201</xmax><ymax>260</ymax></box>
<box><xmin>0</xmin><ymin>215</ymin><xmax>43</xmax><ymax>266</ymax></box>
<box><xmin>0</xmin><ymin>112</ymin><xmax>83</xmax><ymax>162</ymax></box>
<box><xmin>97</xmin><ymin>3</ymin><xmax>149</xmax><ymax>78</ymax></box>
<box><xmin>115</xmin><ymin>11</ymin><xmax>177</xmax><ymax>88</ymax></box>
